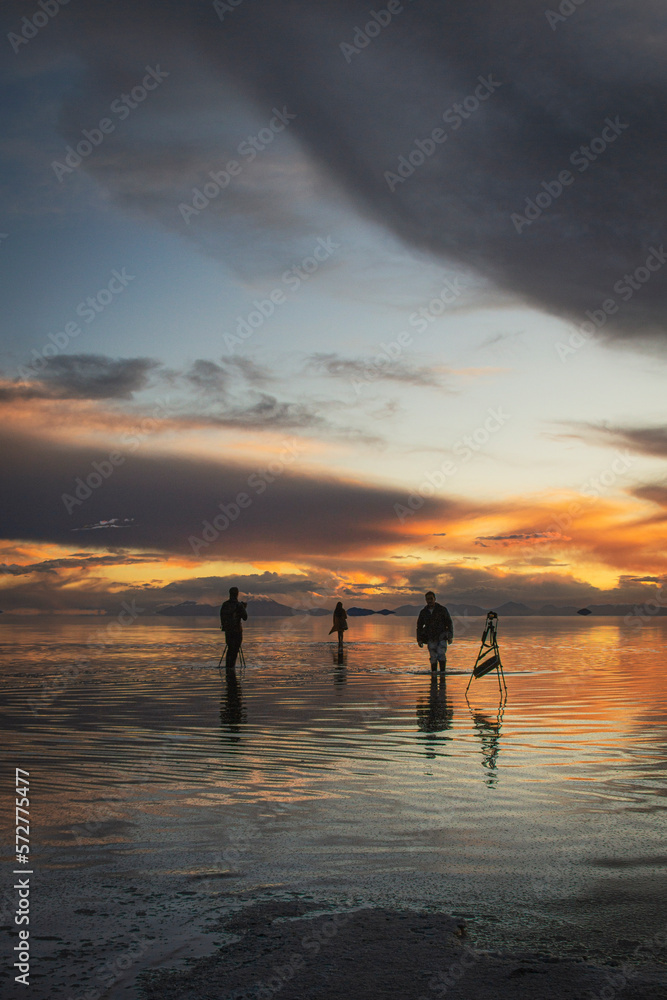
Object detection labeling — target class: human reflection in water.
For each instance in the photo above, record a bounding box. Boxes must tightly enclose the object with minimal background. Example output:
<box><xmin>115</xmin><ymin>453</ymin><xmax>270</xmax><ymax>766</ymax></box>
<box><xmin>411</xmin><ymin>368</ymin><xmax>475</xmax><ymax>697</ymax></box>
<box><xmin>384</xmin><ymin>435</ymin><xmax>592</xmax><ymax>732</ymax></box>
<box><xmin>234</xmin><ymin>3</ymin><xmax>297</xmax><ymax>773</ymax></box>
<box><xmin>416</xmin><ymin>675</ymin><xmax>454</xmax><ymax>757</ymax></box>
<box><xmin>467</xmin><ymin>697</ymin><xmax>504</xmax><ymax>787</ymax></box>
<box><xmin>332</xmin><ymin>646</ymin><xmax>347</xmax><ymax>690</ymax></box>
<box><xmin>220</xmin><ymin>667</ymin><xmax>246</xmax><ymax>745</ymax></box>
<box><xmin>332</xmin><ymin>645</ymin><xmax>347</xmax><ymax>670</ymax></box>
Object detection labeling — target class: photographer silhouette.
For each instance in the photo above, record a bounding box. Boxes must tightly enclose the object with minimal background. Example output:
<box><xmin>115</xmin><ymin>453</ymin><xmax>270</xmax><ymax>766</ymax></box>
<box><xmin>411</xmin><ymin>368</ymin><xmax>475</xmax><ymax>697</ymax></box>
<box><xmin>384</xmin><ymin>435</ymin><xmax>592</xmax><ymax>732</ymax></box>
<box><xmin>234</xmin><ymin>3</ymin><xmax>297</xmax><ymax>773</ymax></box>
<box><xmin>219</xmin><ymin>586</ymin><xmax>248</xmax><ymax>670</ymax></box>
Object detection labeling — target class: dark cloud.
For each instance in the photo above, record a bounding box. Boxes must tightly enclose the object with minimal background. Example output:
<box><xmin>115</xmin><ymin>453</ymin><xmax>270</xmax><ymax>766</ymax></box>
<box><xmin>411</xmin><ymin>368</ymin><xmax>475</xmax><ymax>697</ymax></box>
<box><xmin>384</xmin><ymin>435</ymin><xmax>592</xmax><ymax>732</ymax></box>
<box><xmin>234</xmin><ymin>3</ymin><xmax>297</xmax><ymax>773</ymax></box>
<box><xmin>0</xmin><ymin>427</ymin><xmax>454</xmax><ymax>558</ymax></box>
<box><xmin>151</xmin><ymin>572</ymin><xmax>323</xmax><ymax>600</ymax></box>
<box><xmin>0</xmin><ymin>383</ymin><xmax>48</xmax><ymax>403</ymax></box>
<box><xmin>620</xmin><ymin>575</ymin><xmax>665</xmax><ymax>584</ymax></box>
<box><xmin>583</xmin><ymin>425</ymin><xmax>667</xmax><ymax>460</ymax></box>
<box><xmin>72</xmin><ymin>518</ymin><xmax>136</xmax><ymax>531</ymax></box>
<box><xmin>395</xmin><ymin>561</ymin><xmax>635</xmax><ymax>607</ymax></box>
<box><xmin>183</xmin><ymin>358</ymin><xmax>271</xmax><ymax>394</ymax></box>
<box><xmin>184</xmin><ymin>359</ymin><xmax>229</xmax><ymax>395</ymax></box>
<box><xmin>29</xmin><ymin>356</ymin><xmax>157</xmax><ymax>400</ymax></box>
<box><xmin>305</xmin><ymin>353</ymin><xmax>451</xmax><ymax>389</ymax></box>
<box><xmin>0</xmin><ymin>552</ymin><xmax>165</xmax><ymax>576</ymax></box>
<box><xmin>633</xmin><ymin>481</ymin><xmax>667</xmax><ymax>511</ymax></box>
<box><xmin>225</xmin><ymin>357</ymin><xmax>273</xmax><ymax>387</ymax></box>
<box><xmin>475</xmin><ymin>531</ymin><xmax>567</xmax><ymax>543</ymax></box>
<box><xmin>2</xmin><ymin>356</ymin><xmax>158</xmax><ymax>401</ymax></box>
<box><xmin>479</xmin><ymin>331</ymin><xmax>525</xmax><ymax>349</ymax></box>
<box><xmin>1</xmin><ymin>352</ymin><xmax>381</xmax><ymax>441</ymax></box>
<box><xmin>5</xmin><ymin>355</ymin><xmax>270</xmax><ymax>407</ymax></box>
<box><xmin>180</xmin><ymin>390</ymin><xmax>384</xmax><ymax>442</ymax></box>
<box><xmin>13</xmin><ymin>0</ymin><xmax>667</xmax><ymax>343</ymax></box>
<box><xmin>219</xmin><ymin>392</ymin><xmax>326</xmax><ymax>429</ymax></box>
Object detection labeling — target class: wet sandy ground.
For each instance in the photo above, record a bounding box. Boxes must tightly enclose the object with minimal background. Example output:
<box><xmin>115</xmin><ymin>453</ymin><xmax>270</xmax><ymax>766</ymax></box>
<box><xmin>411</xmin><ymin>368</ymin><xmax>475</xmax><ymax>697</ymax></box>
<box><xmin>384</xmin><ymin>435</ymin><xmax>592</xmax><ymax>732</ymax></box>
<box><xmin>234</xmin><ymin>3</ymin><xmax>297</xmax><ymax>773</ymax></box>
<box><xmin>137</xmin><ymin>899</ymin><xmax>666</xmax><ymax>1000</ymax></box>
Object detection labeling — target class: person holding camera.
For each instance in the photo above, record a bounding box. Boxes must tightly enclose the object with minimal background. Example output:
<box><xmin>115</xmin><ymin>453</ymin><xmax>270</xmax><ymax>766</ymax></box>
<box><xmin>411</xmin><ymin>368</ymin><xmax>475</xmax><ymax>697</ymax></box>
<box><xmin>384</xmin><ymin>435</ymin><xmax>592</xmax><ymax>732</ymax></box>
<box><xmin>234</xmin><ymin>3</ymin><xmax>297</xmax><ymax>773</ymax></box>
<box><xmin>416</xmin><ymin>591</ymin><xmax>453</xmax><ymax>672</ymax></box>
<box><xmin>219</xmin><ymin>586</ymin><xmax>248</xmax><ymax>669</ymax></box>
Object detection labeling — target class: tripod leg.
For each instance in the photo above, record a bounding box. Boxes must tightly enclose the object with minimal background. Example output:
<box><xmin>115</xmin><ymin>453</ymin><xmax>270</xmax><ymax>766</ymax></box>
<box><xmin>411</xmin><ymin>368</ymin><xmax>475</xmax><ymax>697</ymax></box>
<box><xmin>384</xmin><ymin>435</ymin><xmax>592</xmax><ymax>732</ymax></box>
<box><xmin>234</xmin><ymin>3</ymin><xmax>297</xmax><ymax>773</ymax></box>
<box><xmin>218</xmin><ymin>645</ymin><xmax>227</xmax><ymax>668</ymax></box>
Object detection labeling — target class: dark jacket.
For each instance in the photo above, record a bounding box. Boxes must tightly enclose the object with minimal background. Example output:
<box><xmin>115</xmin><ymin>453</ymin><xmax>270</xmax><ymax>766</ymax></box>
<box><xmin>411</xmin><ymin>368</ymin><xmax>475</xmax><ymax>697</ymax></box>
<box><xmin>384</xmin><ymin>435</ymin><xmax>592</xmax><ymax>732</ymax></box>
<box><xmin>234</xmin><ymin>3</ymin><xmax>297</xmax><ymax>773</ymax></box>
<box><xmin>416</xmin><ymin>603</ymin><xmax>453</xmax><ymax>644</ymax></box>
<box><xmin>220</xmin><ymin>598</ymin><xmax>248</xmax><ymax>633</ymax></box>
<box><xmin>329</xmin><ymin>608</ymin><xmax>348</xmax><ymax>634</ymax></box>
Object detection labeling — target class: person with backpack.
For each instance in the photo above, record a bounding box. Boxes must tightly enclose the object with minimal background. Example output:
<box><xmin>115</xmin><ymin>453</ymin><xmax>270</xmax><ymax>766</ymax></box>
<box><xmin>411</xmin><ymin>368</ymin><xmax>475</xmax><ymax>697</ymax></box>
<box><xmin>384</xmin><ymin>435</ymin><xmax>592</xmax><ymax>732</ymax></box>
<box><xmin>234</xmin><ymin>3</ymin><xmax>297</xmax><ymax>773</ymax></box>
<box><xmin>219</xmin><ymin>586</ymin><xmax>248</xmax><ymax>669</ymax></box>
<box><xmin>416</xmin><ymin>591</ymin><xmax>453</xmax><ymax>672</ymax></box>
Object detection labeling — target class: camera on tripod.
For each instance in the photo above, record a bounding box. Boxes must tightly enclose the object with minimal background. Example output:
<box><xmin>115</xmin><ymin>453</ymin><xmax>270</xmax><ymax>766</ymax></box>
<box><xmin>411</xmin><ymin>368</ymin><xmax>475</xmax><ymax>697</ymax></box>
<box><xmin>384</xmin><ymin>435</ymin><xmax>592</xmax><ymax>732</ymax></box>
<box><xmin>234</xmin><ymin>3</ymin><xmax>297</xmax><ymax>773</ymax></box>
<box><xmin>483</xmin><ymin>611</ymin><xmax>498</xmax><ymax>638</ymax></box>
<box><xmin>466</xmin><ymin>610</ymin><xmax>507</xmax><ymax>695</ymax></box>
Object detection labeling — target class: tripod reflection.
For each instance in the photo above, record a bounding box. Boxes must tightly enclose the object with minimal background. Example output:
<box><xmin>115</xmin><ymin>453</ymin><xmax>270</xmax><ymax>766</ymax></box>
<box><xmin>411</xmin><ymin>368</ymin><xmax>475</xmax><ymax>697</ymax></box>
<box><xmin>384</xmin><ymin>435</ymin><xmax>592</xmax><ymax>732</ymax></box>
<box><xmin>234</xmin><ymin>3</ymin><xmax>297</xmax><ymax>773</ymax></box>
<box><xmin>466</xmin><ymin>696</ymin><xmax>505</xmax><ymax>787</ymax></box>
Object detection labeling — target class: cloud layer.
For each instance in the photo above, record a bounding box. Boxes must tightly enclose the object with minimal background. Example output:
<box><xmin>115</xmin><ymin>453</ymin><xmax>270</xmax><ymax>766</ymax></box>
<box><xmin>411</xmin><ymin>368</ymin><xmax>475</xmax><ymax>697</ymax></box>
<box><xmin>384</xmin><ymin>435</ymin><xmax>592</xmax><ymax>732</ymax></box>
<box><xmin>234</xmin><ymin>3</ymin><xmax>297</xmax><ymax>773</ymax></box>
<box><xmin>13</xmin><ymin>0</ymin><xmax>666</xmax><ymax>342</ymax></box>
<box><xmin>0</xmin><ymin>425</ymin><xmax>453</xmax><ymax>558</ymax></box>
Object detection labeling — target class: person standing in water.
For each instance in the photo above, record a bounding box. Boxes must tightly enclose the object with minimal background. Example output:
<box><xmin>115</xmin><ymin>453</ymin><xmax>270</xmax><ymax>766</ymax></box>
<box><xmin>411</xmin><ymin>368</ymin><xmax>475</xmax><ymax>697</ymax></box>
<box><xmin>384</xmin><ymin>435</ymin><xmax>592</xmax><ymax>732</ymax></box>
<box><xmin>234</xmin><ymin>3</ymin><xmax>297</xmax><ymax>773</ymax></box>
<box><xmin>329</xmin><ymin>601</ymin><xmax>348</xmax><ymax>646</ymax></box>
<box><xmin>220</xmin><ymin>586</ymin><xmax>248</xmax><ymax>669</ymax></box>
<box><xmin>416</xmin><ymin>591</ymin><xmax>453</xmax><ymax>672</ymax></box>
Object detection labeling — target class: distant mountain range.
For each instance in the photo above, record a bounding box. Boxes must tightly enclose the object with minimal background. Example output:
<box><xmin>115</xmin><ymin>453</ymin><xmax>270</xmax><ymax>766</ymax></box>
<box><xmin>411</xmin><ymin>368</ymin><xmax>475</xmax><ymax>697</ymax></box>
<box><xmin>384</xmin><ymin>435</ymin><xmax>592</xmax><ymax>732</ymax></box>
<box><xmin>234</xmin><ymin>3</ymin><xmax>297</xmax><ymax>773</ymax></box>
<box><xmin>158</xmin><ymin>599</ymin><xmax>302</xmax><ymax>617</ymax></box>
<box><xmin>156</xmin><ymin>598</ymin><xmax>666</xmax><ymax>618</ymax></box>
<box><xmin>347</xmin><ymin>607</ymin><xmax>396</xmax><ymax>616</ymax></box>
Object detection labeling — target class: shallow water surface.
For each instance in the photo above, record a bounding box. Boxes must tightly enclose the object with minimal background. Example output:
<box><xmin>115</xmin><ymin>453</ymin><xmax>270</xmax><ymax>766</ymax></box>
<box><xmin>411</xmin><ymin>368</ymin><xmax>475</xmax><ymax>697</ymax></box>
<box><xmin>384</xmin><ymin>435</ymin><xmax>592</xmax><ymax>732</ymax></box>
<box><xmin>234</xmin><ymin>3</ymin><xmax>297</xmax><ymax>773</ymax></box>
<box><xmin>2</xmin><ymin>614</ymin><xmax>666</xmax><ymax>996</ymax></box>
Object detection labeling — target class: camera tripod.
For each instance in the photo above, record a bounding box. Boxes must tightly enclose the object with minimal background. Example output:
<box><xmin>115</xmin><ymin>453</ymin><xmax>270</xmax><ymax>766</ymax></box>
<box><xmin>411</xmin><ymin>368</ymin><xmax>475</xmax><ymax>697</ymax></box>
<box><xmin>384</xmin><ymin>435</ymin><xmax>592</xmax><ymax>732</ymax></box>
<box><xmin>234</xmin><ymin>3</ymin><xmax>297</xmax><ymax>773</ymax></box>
<box><xmin>217</xmin><ymin>644</ymin><xmax>246</xmax><ymax>674</ymax></box>
<box><xmin>465</xmin><ymin>612</ymin><xmax>507</xmax><ymax>695</ymax></box>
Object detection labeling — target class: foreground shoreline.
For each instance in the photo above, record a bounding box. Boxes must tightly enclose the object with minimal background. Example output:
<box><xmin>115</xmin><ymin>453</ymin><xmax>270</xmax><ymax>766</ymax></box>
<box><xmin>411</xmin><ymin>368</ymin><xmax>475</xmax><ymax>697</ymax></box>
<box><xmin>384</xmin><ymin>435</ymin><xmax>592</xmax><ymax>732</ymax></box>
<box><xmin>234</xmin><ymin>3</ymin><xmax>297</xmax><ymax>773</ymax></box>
<box><xmin>137</xmin><ymin>900</ymin><xmax>666</xmax><ymax>1000</ymax></box>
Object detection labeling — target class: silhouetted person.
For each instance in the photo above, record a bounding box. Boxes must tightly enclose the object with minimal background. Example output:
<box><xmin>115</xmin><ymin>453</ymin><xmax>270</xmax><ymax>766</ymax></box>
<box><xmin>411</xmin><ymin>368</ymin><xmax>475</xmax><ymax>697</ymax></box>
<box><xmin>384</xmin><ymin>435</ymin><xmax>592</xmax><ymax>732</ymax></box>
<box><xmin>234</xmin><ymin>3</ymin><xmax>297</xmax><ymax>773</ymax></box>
<box><xmin>328</xmin><ymin>601</ymin><xmax>348</xmax><ymax>646</ymax></box>
<box><xmin>220</xmin><ymin>586</ymin><xmax>248</xmax><ymax>669</ymax></box>
<box><xmin>416</xmin><ymin>591</ymin><xmax>453</xmax><ymax>672</ymax></box>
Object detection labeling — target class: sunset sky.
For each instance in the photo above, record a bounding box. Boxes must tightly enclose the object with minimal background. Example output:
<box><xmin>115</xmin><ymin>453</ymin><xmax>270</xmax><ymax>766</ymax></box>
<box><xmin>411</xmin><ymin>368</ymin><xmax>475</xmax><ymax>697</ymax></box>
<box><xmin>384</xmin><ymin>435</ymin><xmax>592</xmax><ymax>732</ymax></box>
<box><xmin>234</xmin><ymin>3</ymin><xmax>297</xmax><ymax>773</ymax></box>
<box><xmin>1</xmin><ymin>0</ymin><xmax>665</xmax><ymax>614</ymax></box>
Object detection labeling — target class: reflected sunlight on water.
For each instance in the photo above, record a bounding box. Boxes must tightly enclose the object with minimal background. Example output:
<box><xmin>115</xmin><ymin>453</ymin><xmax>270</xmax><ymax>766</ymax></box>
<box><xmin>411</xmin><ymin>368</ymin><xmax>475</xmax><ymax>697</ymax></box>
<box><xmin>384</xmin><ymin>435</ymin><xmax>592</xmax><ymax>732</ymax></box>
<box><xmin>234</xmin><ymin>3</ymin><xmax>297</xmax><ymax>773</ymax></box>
<box><xmin>1</xmin><ymin>614</ymin><xmax>666</xmax><ymax>993</ymax></box>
